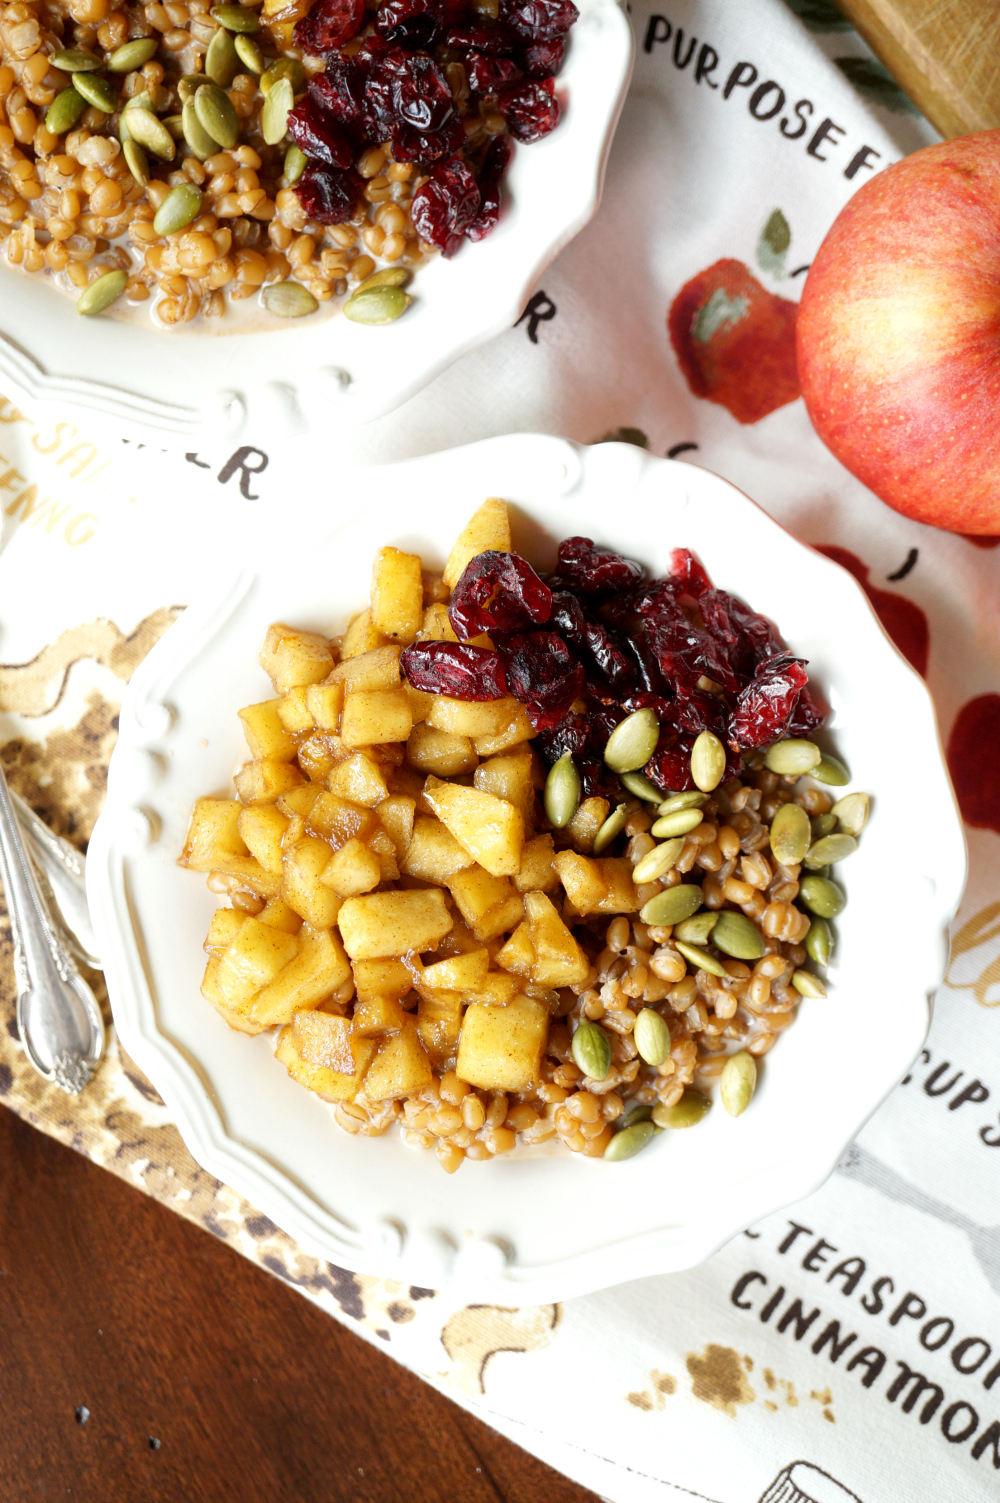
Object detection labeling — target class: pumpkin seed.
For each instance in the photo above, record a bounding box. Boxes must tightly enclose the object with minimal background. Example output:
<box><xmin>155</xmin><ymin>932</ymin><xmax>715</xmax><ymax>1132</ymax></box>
<box><xmin>261</xmin><ymin>74</ymin><xmax>293</xmax><ymax>144</ymax></box>
<box><xmin>162</xmin><ymin>112</ymin><xmax>184</xmax><ymax>138</ymax></box>
<box><xmin>764</xmin><ymin>739</ymin><xmax>822</xmax><ymax>775</ymax></box>
<box><xmin>107</xmin><ymin>37</ymin><xmax>159</xmax><ymax>71</ymax></box>
<box><xmin>832</xmin><ymin>791</ymin><xmax>870</xmax><ymax>837</ymax></box>
<box><xmin>343</xmin><ymin>286</ymin><xmax>412</xmax><ymax>324</ymax></box>
<box><xmin>570</xmin><ymin>1020</ymin><xmax>611</xmax><ymax>1082</ymax></box>
<box><xmin>261</xmin><ymin>56</ymin><xmax>304</xmax><ymax>94</ymax></box>
<box><xmin>593</xmin><ymin>802</ymin><xmax>628</xmax><ymax>855</ymax></box>
<box><xmin>210</xmin><ymin>2</ymin><xmax>261</xmax><ymax>29</ymax></box>
<box><xmin>262</xmin><ymin>280</ymin><xmax>319</xmax><ymax>317</ymax></box>
<box><xmin>604</xmin><ymin>1120</ymin><xmax>656</xmax><ymax>1161</ymax></box>
<box><xmin>792</xmin><ymin>968</ymin><xmax>827</xmax><ymax>998</ymax></box>
<box><xmin>656</xmin><ymin>790</ymin><xmax>707</xmax><ymax>815</ymax></box>
<box><xmin>617</xmin><ymin>1102</ymin><xmax>654</xmax><ymax>1131</ymax></box>
<box><xmin>798</xmin><ymin>875</ymin><xmax>845</xmax><ymax>919</ymax></box>
<box><xmin>51</xmin><ymin>46</ymin><xmax>102</xmax><ymax>71</ymax></box>
<box><xmin>720</xmin><ymin>1051</ymin><xmax>757</xmax><ymax>1116</ymax></box>
<box><xmin>177</xmin><ymin>74</ymin><xmax>205</xmax><ymax>103</ymax></box>
<box><xmin>811</xmin><ymin>812</ymin><xmax>837</xmax><ymax>839</ymax></box>
<box><xmin>234</xmin><ymin>33</ymin><xmax>264</xmax><ymax>71</ymax></box>
<box><xmin>691</xmin><ymin>730</ymin><xmax>726</xmax><ymax>792</ymax></box>
<box><xmin>182</xmin><ymin>98</ymin><xmax>219</xmax><ymax>159</ymax></box>
<box><xmin>631</xmin><ymin>837</ymin><xmax>684</xmax><ymax>884</ymax></box>
<box><xmin>804</xmin><ymin>915</ymin><xmax>833</xmax><ymax>966</ymax></box>
<box><xmin>72</xmin><ymin>70</ymin><xmax>116</xmax><ymax>112</ymax></box>
<box><xmin>152</xmin><ymin>182</ymin><xmax>203</xmax><ymax>235</ymax></box>
<box><xmin>653</xmin><ymin>1089</ymin><xmax>711</xmax><ymax>1129</ymax></box>
<box><xmin>712</xmin><ymin>910</ymin><xmax>765</xmax><ymax>961</ymax></box>
<box><xmin>76</xmin><ymin>268</ymin><xmax>127</xmax><ymax>317</ymax></box>
<box><xmin>650</xmin><ymin>807</ymin><xmax>703</xmax><ymax>839</ymax></box>
<box><xmin>639</xmin><ymin>884</ymin><xmax>703</xmax><ymax>927</ymax></box>
<box><xmin>355</xmin><ymin>267</ymin><xmax>411</xmax><ymax>295</ymax></box>
<box><xmin>46</xmin><ymin>86</ymin><xmax>87</xmax><ymax>136</ymax></box>
<box><xmin>195</xmin><ymin>81</ymin><xmax>238</xmax><ymax>149</ymax></box>
<box><xmin>803</xmin><ymin>833</ymin><xmax>858</xmax><ymax>870</ymax></box>
<box><xmin>768</xmin><ymin>802</ymin><xmax>811</xmax><ymax>865</ymax></box>
<box><xmin>543</xmin><ymin>752</ymin><xmax>580</xmax><ymax>830</ymax></box>
<box><xmin>673</xmin><ymin>911</ymin><xmax>718</xmax><ymax>944</ymax></box>
<box><xmin>284</xmin><ymin>143</ymin><xmax>307</xmax><ymax>184</ymax></box>
<box><xmin>124</xmin><ymin>104</ymin><xmax>175</xmax><ymax>160</ymax></box>
<box><xmin>205</xmin><ymin>25</ymin><xmax>240</xmax><ymax>86</ymax></box>
<box><xmin>634</xmin><ymin>1007</ymin><xmax>671</xmax><ymax>1067</ymax></box>
<box><xmin>123</xmin><ymin>137</ymin><xmax>149</xmax><ymax>187</ymax></box>
<box><xmin>603</xmin><ymin>708</ymin><xmax>661</xmax><ymax>774</ymax></box>
<box><xmin>674</xmin><ymin>940</ymin><xmax>728</xmax><ymax>977</ymax></box>
<box><xmin>812</xmin><ymin>752</ymin><xmax>850</xmax><ymax>786</ymax></box>
<box><xmin>618</xmin><ymin>770</ymin><xmax>661</xmax><ymax>802</ymax></box>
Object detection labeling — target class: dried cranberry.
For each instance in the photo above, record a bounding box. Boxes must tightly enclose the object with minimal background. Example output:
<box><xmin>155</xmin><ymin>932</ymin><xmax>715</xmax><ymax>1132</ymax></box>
<box><xmin>411</xmin><ymin>156</ymin><xmax>481</xmax><ymax>256</ymax></box>
<box><xmin>621</xmin><ymin>691</ymin><xmax>673</xmax><ymax>721</ymax></box>
<box><xmin>645</xmin><ymin>612</ymin><xmax>738</xmax><ymax>695</ymax></box>
<box><xmin>374</xmin><ymin>0</ymin><xmax>439</xmax><ymax>46</ymax></box>
<box><xmin>445</xmin><ymin>23</ymin><xmax>517</xmax><ymax>54</ymax></box>
<box><xmin>700</xmin><ymin>589</ymin><xmax>783</xmax><ymax>683</ymax></box>
<box><xmin>499</xmin><ymin>79</ymin><xmax>561</xmax><ymax>142</ymax></box>
<box><xmin>728</xmin><ymin>653</ymin><xmax>809</xmax><ymax>749</ymax></box>
<box><xmin>554</xmin><ymin>537</ymin><xmax>644</xmax><ymax>595</ymax></box>
<box><xmin>670</xmin><ymin>688</ymin><xmax>728</xmax><ymax>740</ymax></box>
<box><xmin>390</xmin><ymin>55</ymin><xmax>454</xmax><ymax>132</ymax></box>
<box><xmin>295</xmin><ymin>162</ymin><xmax>360</xmax><ymax>224</ymax></box>
<box><xmin>391</xmin><ymin>116</ymin><xmax>466</xmax><ymax>163</ymax></box>
<box><xmin>502</xmin><ymin>0</ymin><xmax>578</xmax><ymax>38</ymax></box>
<box><xmin>645</xmin><ymin>735</ymin><xmax>697</xmax><ymax>794</ymax></box>
<box><xmin>669</xmin><ymin>547</ymin><xmax>713</xmax><ymax>598</ymax></box>
<box><xmin>400</xmin><ymin>640</ymin><xmax>508</xmax><ymax>700</ymax></box>
<box><xmin>308</xmin><ymin>60</ymin><xmax>367</xmax><ymax>139</ymax></box>
<box><xmin>786</xmin><ymin>685</ymin><xmax>826</xmax><ymax>737</ymax></box>
<box><xmin>496</xmin><ymin>631</ymin><xmax>585</xmax><ymax>730</ymax></box>
<box><xmin>287</xmin><ymin>99</ymin><xmax>354</xmax><ymax>169</ymax></box>
<box><xmin>293</xmin><ymin>0</ymin><xmax>366</xmax><ymax>52</ymax></box>
<box><xmin>449</xmin><ymin>550</ymin><xmax>552</xmax><ymax>639</ymax></box>
<box><xmin>520</xmin><ymin>36</ymin><xmax>565</xmax><ymax>75</ymax></box>
<box><xmin>361</xmin><ymin>44</ymin><xmax>410</xmax><ymax>131</ymax></box>
<box><xmin>537</xmin><ymin>711</ymin><xmax>590</xmax><ymax>763</ymax></box>
<box><xmin>466</xmin><ymin>132</ymin><xmax>512</xmax><ymax>241</ymax></box>
<box><xmin>466</xmin><ymin>52</ymin><xmax>523</xmax><ymax>92</ymax></box>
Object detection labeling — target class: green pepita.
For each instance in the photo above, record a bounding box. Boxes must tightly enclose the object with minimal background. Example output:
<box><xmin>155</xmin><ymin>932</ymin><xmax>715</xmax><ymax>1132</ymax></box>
<box><xmin>195</xmin><ymin>81</ymin><xmax>238</xmax><ymax>150</ymax></box>
<box><xmin>691</xmin><ymin>730</ymin><xmax>727</xmax><ymax>792</ymax></box>
<box><xmin>604</xmin><ymin>708</ymin><xmax>661</xmax><ymax>774</ymax></box>
<box><xmin>51</xmin><ymin>46</ymin><xmax>102</xmax><ymax>71</ymax></box>
<box><xmin>720</xmin><ymin>1050</ymin><xmax>757</xmax><ymax>1116</ymax></box>
<box><xmin>832</xmin><ymin>791</ymin><xmax>870</xmax><ymax>837</ymax></box>
<box><xmin>650</xmin><ymin>807</ymin><xmax>704</xmax><ymax>839</ymax></box>
<box><xmin>210</xmin><ymin>3</ymin><xmax>261</xmax><ymax>29</ymax></box>
<box><xmin>177</xmin><ymin>74</ymin><xmax>205</xmax><ymax>104</ymax></box>
<box><xmin>811</xmin><ymin>812</ymin><xmax>837</xmax><ymax>840</ymax></box>
<box><xmin>792</xmin><ymin>968</ymin><xmax>827</xmax><ymax>998</ymax></box>
<box><xmin>234</xmin><ymin>33</ymin><xmax>264</xmax><ymax>71</ymax></box>
<box><xmin>72</xmin><ymin>70</ymin><xmax>116</xmax><ymax>112</ymax></box>
<box><xmin>712</xmin><ymin>910</ymin><xmax>765</xmax><ymax>961</ymax></box>
<box><xmin>262</xmin><ymin>280</ymin><xmax>319</xmax><ymax>317</ymax></box>
<box><xmin>812</xmin><ymin>752</ymin><xmax>850</xmax><ymax>786</ymax></box>
<box><xmin>674</xmin><ymin>940</ymin><xmax>728</xmax><ymax>977</ymax></box>
<box><xmin>543</xmin><ymin>752</ymin><xmax>580</xmax><ymax>829</ymax></box>
<box><xmin>205</xmin><ymin>25</ymin><xmax>240</xmax><ymax>86</ymax></box>
<box><xmin>639</xmin><ymin>884</ymin><xmax>703</xmax><ymax>927</ymax></box>
<box><xmin>804</xmin><ymin>915</ymin><xmax>833</xmax><ymax>967</ymax></box>
<box><xmin>343</xmin><ymin>286</ymin><xmax>412</xmax><ymax>325</ymax></box>
<box><xmin>619</xmin><ymin>770</ymin><xmax>663</xmax><ymax>802</ymax></box>
<box><xmin>45</xmin><ymin>86</ymin><xmax>87</xmax><ymax>136</ymax></box>
<box><xmin>593</xmin><ymin>802</ymin><xmax>629</xmax><ymax>855</ymax></box>
<box><xmin>803</xmin><ymin>833</ymin><xmax>858</xmax><ymax>870</ymax></box>
<box><xmin>631</xmin><ymin>837</ymin><xmax>685</xmax><ymax>884</ymax></box>
<box><xmin>764</xmin><ymin>739</ymin><xmax>822</xmax><ymax>776</ymax></box>
<box><xmin>633</xmin><ymin>1007</ymin><xmax>671</xmax><ymax>1067</ymax></box>
<box><xmin>355</xmin><ymin>267</ymin><xmax>412</xmax><ymax>295</ymax></box>
<box><xmin>123</xmin><ymin>137</ymin><xmax>149</xmax><ymax>187</ymax></box>
<box><xmin>76</xmin><ymin>268</ymin><xmax>127</xmax><ymax>317</ymax></box>
<box><xmin>162</xmin><ymin>112</ymin><xmax>184</xmax><ymax>138</ymax></box>
<box><xmin>123</xmin><ymin>104</ymin><xmax>175</xmax><ymax>160</ymax></box>
<box><xmin>261</xmin><ymin>74</ymin><xmax>293</xmax><ymax>145</ymax></box>
<box><xmin>769</xmin><ymin>801</ymin><xmax>811</xmax><ymax>866</ymax></box>
<box><xmin>152</xmin><ymin>182</ymin><xmax>203</xmax><ymax>236</ymax></box>
<box><xmin>284</xmin><ymin>143</ymin><xmax>307</xmax><ymax>185</ymax></box>
<box><xmin>106</xmin><ymin>37</ymin><xmax>159</xmax><ymax>71</ymax></box>
<box><xmin>604</xmin><ymin>1120</ymin><xmax>656</xmax><ymax>1161</ymax></box>
<box><xmin>652</xmin><ymin>1088</ymin><xmax>711</xmax><ymax>1129</ymax></box>
<box><xmin>617</xmin><ymin>1102</ymin><xmax>654</xmax><ymax>1131</ymax></box>
<box><xmin>261</xmin><ymin>56</ymin><xmax>304</xmax><ymax>94</ymax></box>
<box><xmin>656</xmin><ymin>790</ymin><xmax>707</xmax><ymax>815</ymax></box>
<box><xmin>182</xmin><ymin>97</ymin><xmax>219</xmax><ymax>159</ymax></box>
<box><xmin>798</xmin><ymin>875</ymin><xmax>845</xmax><ymax>919</ymax></box>
<box><xmin>571</xmin><ymin>1021</ymin><xmax>612</xmax><ymax>1082</ymax></box>
<box><xmin>673</xmin><ymin>911</ymin><xmax>718</xmax><ymax>944</ymax></box>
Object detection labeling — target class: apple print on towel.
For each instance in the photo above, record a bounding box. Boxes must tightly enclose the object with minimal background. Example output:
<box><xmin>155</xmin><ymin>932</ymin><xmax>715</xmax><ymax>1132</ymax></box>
<box><xmin>947</xmin><ymin>695</ymin><xmax>1000</xmax><ymax>835</ymax></box>
<box><xmin>814</xmin><ymin>546</ymin><xmax>929</xmax><ymax>677</ymax></box>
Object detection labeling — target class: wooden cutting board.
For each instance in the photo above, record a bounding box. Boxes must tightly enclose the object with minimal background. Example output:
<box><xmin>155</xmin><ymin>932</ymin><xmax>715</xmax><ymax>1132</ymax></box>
<box><xmin>836</xmin><ymin>0</ymin><xmax>1000</xmax><ymax>138</ymax></box>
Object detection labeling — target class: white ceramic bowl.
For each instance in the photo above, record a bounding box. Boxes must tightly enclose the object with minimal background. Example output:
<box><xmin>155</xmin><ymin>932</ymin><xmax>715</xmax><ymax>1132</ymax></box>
<box><xmin>0</xmin><ymin>13</ymin><xmax>632</xmax><ymax>445</ymax></box>
<box><xmin>87</xmin><ymin>434</ymin><xmax>967</xmax><ymax>1302</ymax></box>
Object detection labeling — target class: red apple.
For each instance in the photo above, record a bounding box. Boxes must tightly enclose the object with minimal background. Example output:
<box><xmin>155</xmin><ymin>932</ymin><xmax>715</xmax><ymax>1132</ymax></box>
<box><xmin>797</xmin><ymin>131</ymin><xmax>1000</xmax><ymax>535</ymax></box>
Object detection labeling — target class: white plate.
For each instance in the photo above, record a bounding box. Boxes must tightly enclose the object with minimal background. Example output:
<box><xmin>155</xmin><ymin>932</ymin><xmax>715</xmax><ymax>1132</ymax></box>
<box><xmin>0</xmin><ymin>11</ymin><xmax>632</xmax><ymax>445</ymax></box>
<box><xmin>87</xmin><ymin>434</ymin><xmax>967</xmax><ymax>1302</ymax></box>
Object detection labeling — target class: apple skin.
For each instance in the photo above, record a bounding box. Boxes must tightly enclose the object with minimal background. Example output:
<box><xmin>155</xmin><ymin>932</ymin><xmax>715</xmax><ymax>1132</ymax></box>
<box><xmin>797</xmin><ymin>131</ymin><xmax>1000</xmax><ymax>535</ymax></box>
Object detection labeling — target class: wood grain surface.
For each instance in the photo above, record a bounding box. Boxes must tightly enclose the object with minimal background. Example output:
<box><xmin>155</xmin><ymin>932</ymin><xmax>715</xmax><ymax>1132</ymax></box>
<box><xmin>836</xmin><ymin>0</ymin><xmax>1000</xmax><ymax>138</ymax></box>
<box><xmin>0</xmin><ymin>1107</ymin><xmax>600</xmax><ymax>1503</ymax></box>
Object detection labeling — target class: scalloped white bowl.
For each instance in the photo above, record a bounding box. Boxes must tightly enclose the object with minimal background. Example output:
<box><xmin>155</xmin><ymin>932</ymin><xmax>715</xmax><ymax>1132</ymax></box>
<box><xmin>87</xmin><ymin>435</ymin><xmax>967</xmax><ymax>1302</ymax></box>
<box><xmin>0</xmin><ymin>9</ymin><xmax>631</xmax><ymax>445</ymax></box>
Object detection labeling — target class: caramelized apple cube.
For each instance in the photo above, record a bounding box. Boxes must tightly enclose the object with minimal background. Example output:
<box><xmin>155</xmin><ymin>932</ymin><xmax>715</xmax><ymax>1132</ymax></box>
<box><xmin>473</xmin><ymin>750</ymin><xmax>536</xmax><ymax>826</ymax></box>
<box><xmin>321</xmin><ymin>837</ymin><xmax>382</xmax><ymax>896</ymax></box>
<box><xmin>275</xmin><ymin>1019</ymin><xmax>375</xmax><ymax>1102</ymax></box>
<box><xmin>352</xmin><ymin>958</ymin><xmax>413</xmax><ymax>1003</ymax></box>
<box><xmin>416</xmin><ymin>602</ymin><xmax>458</xmax><ymax>642</ymax></box>
<box><xmin>338</xmin><ymin>888</ymin><xmax>452</xmax><ymax>960</ymax></box>
<box><xmin>341</xmin><ymin>608</ymin><xmax>386</xmax><ymax>660</ymax></box>
<box><xmin>352</xmin><ymin>993</ymin><xmax>406</xmax><ymax>1036</ymax></box>
<box><xmin>495</xmin><ymin>921</ymin><xmax>535</xmax><ymax>978</ymax></box>
<box><xmin>515</xmin><ymin>833</ymin><xmax>558</xmax><ymax>893</ymax></box>
<box><xmin>426</xmin><ymin>695</ymin><xmax>522</xmax><ymax>740</ymax></box>
<box><xmin>260</xmin><ymin>623</ymin><xmax>334</xmax><ymax>693</ymax></box>
<box><xmin>276</xmin><ymin>686</ymin><xmax>315</xmax><ymax>734</ymax></box>
<box><xmin>420</xmin><ymin>948</ymin><xmax>489</xmax><ymax>992</ymax></box>
<box><xmin>305</xmin><ymin>681</ymin><xmax>344</xmax><ymax>731</ymax></box>
<box><xmin>362</xmin><ymin>1017</ymin><xmax>433</xmax><ymax>1100</ymax></box>
<box><xmin>256</xmin><ymin>897</ymin><xmax>303</xmax><ymax>934</ymax></box>
<box><xmin>238</xmin><ymin>803</ymin><xmax>289</xmax><ymax>874</ymax></box>
<box><xmin>400</xmin><ymin>816</ymin><xmax>475</xmax><ymax>883</ymax></box>
<box><xmin>417</xmin><ymin>989</ymin><xmax>463</xmax><ymax>1062</ymax></box>
<box><xmin>465</xmin><ymin>971</ymin><xmax>521</xmax><ymax>1006</ymax></box>
<box><xmin>281</xmin><ymin>835</ymin><xmax>343</xmax><ymax>928</ymax></box>
<box><xmin>331</xmin><ymin>644</ymin><xmax>402</xmax><ymax>693</ymax></box>
<box><xmin>370</xmin><ymin>546</ymin><xmax>424</xmax><ymax>644</ymax></box>
<box><xmin>566</xmin><ymin>796</ymin><xmax>611</xmax><ymax>854</ymax></box>
<box><xmin>208</xmin><ymin>855</ymin><xmax>282</xmax><ymax>900</ymax></box>
<box><xmin>446</xmin><ymin>866</ymin><xmax>524</xmax><ymax>942</ymax></box>
<box><xmin>423</xmin><ymin>775</ymin><xmax>524</xmax><ymax>877</ymax></box>
<box><xmin>278</xmin><ymin>784</ymin><xmax>323</xmax><ymax>820</ymax></box>
<box><xmin>442</xmin><ymin>498</ymin><xmax>511</xmax><ymax>589</ymax></box>
<box><xmin>552</xmin><ymin>851</ymin><xmax>608</xmax><ymax>916</ymax></box>
<box><xmin>524</xmin><ymin>890</ymin><xmax>590</xmax><ymax>986</ymax></box>
<box><xmin>234</xmin><ymin>759</ymin><xmax>305</xmax><ymax>806</ymax></box>
<box><xmin>368</xmin><ymin>827</ymin><xmax>399</xmax><ymax>881</ymax></box>
<box><xmin>201</xmin><ymin>954</ymin><xmax>266</xmax><ymax>1035</ymax></box>
<box><xmin>407</xmin><ymin>722</ymin><xmax>478</xmax><ymax>777</ymax></box>
<box><xmin>404</xmin><ymin>683</ymin><xmax>437</xmax><ymax>725</ymax></box>
<box><xmin>471</xmin><ymin>701</ymin><xmax>536</xmax><ymax>756</ymax></box>
<box><xmin>204</xmin><ymin>907</ymin><xmax>246</xmax><ymax>952</ymax></box>
<box><xmin>250</xmin><ymin>927</ymin><xmax>351</xmax><ymax>1025</ymax></box>
<box><xmin>341</xmin><ymin>685</ymin><xmax>412</xmax><ymax>748</ymax></box>
<box><xmin>592</xmin><ymin>857</ymin><xmax>640</xmax><ymax>914</ymax></box>
<box><xmin>456</xmin><ymin>994</ymin><xmax>548</xmax><ymax>1093</ymax></box>
<box><xmin>307</xmin><ymin>792</ymin><xmax>375</xmax><ymax>849</ymax></box>
<box><xmin>180</xmin><ymin>798</ymin><xmax>248</xmax><ymax>871</ymax></box>
<box><xmin>214</xmin><ymin>916</ymin><xmax>300</xmax><ymax>1009</ymax></box>
<box><xmin>375</xmin><ymin>794</ymin><xmax>415</xmax><ymax>856</ymax></box>
<box><xmin>238</xmin><ymin>699</ymin><xmax>297</xmax><ymax>762</ymax></box>
<box><xmin>327</xmin><ymin>752</ymin><xmax>389</xmax><ymax>808</ymax></box>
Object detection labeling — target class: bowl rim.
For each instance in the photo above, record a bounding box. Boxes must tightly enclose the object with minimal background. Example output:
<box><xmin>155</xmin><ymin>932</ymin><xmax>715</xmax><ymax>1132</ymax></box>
<box><xmin>86</xmin><ymin>433</ymin><xmax>968</xmax><ymax>1302</ymax></box>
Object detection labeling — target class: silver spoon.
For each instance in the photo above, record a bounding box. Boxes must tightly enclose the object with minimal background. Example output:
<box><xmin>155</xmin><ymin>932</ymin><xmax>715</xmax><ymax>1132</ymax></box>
<box><xmin>0</xmin><ymin>760</ymin><xmax>104</xmax><ymax>1093</ymax></box>
<box><xmin>10</xmin><ymin>788</ymin><xmax>100</xmax><ymax>969</ymax></box>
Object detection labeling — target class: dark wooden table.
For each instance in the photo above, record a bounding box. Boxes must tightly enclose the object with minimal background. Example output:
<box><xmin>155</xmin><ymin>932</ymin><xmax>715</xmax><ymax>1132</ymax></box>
<box><xmin>0</xmin><ymin>1106</ymin><xmax>600</xmax><ymax>1503</ymax></box>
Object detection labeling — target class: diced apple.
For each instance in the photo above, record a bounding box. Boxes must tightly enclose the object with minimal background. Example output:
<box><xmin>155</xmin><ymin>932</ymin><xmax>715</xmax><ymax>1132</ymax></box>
<box><xmin>495</xmin><ymin>921</ymin><xmax>535</xmax><ymax>978</ymax></box>
<box><xmin>278</xmin><ymin>784</ymin><xmax>323</xmax><ymax>820</ymax></box>
<box><xmin>423</xmin><ymin>775</ymin><xmax>524</xmax><ymax>877</ymax></box>
<box><xmin>407</xmin><ymin>722</ymin><xmax>478</xmax><ymax>777</ymax></box>
<box><xmin>524</xmin><ymin>890</ymin><xmax>590</xmax><ymax>986</ymax></box>
<box><xmin>238</xmin><ymin>699</ymin><xmax>297</xmax><ymax>762</ymax></box>
<box><xmin>404</xmin><ymin>683</ymin><xmax>437</xmax><ymax>725</ymax></box>
<box><xmin>338</xmin><ymin>888</ymin><xmax>452</xmax><ymax>959</ymax></box>
<box><xmin>552</xmin><ymin>851</ymin><xmax>608</xmax><ymax>916</ymax></box>
<box><xmin>352</xmin><ymin>993</ymin><xmax>406</xmax><ymax>1036</ymax></box>
<box><xmin>257</xmin><ymin>897</ymin><xmax>303</xmax><ymax>934</ymax></box>
<box><xmin>275</xmin><ymin>1019</ymin><xmax>375</xmax><ymax>1102</ymax></box>
<box><xmin>352</xmin><ymin>958</ymin><xmax>413</xmax><ymax>1003</ymax></box>
<box><xmin>416</xmin><ymin>602</ymin><xmax>458</xmax><ymax>642</ymax></box>
<box><xmin>250</xmin><ymin>927</ymin><xmax>351</xmax><ymax>1025</ymax></box>
<box><xmin>362</xmin><ymin>1017</ymin><xmax>433</xmax><ymax>1100</ymax></box>
<box><xmin>327</xmin><ymin>752</ymin><xmax>389</xmax><ymax>808</ymax></box>
<box><xmin>208</xmin><ymin>855</ymin><xmax>282</xmax><ymax>900</ymax></box>
<box><xmin>472</xmin><ymin>701</ymin><xmax>536</xmax><ymax>756</ymax></box>
<box><xmin>375</xmin><ymin>795</ymin><xmax>415</xmax><ymax>856</ymax></box>
<box><xmin>593</xmin><ymin>857</ymin><xmax>640</xmax><ymax>914</ymax></box>
<box><xmin>442</xmin><ymin>498</ymin><xmax>511</xmax><ymax>589</ymax></box>
<box><xmin>447</xmin><ymin>867</ymin><xmax>524</xmax><ymax>942</ymax></box>
<box><xmin>260</xmin><ymin>623</ymin><xmax>334</xmax><ymax>693</ymax></box>
<box><xmin>341</xmin><ymin>608</ymin><xmax>386</xmax><ymax>660</ymax></box>
<box><xmin>180</xmin><ymin>798</ymin><xmax>248</xmax><ymax>871</ymax></box>
<box><xmin>201</xmin><ymin>954</ymin><xmax>265</xmax><ymax>1034</ymax></box>
<box><xmin>204</xmin><ymin>907</ymin><xmax>246</xmax><ymax>952</ymax></box>
<box><xmin>400</xmin><ymin>816</ymin><xmax>475</xmax><ymax>883</ymax></box>
<box><xmin>305</xmin><ymin>681</ymin><xmax>344</xmax><ymax>731</ymax></box>
<box><xmin>417</xmin><ymin>989</ymin><xmax>463</xmax><ymax>1062</ymax></box>
<box><xmin>426</xmin><ymin>695</ymin><xmax>521</xmax><ymax>740</ymax></box>
<box><xmin>276</xmin><ymin>686</ymin><xmax>314</xmax><ymax>734</ymax></box>
<box><xmin>370</xmin><ymin>546</ymin><xmax>424</xmax><ymax>644</ymax></box>
<box><xmin>321</xmin><ymin>837</ymin><xmax>382</xmax><ymax>896</ymax></box>
<box><xmin>238</xmin><ymin>803</ymin><xmax>289</xmax><ymax>874</ymax></box>
<box><xmin>295</xmin><ymin>732</ymin><xmax>340</xmax><ymax>783</ymax></box>
<box><xmin>214</xmin><ymin>916</ymin><xmax>300</xmax><ymax>1009</ymax></box>
<box><xmin>234</xmin><ymin>759</ymin><xmax>305</xmax><ymax>806</ymax></box>
<box><xmin>464</xmin><ymin>971</ymin><xmax>521</xmax><ymax>1006</ymax></box>
<box><xmin>307</xmin><ymin>791</ymin><xmax>376</xmax><ymax>848</ymax></box>
<box><xmin>341</xmin><ymin>685</ymin><xmax>412</xmax><ymax>748</ymax></box>
<box><xmin>456</xmin><ymin>994</ymin><xmax>549</xmax><ymax>1092</ymax></box>
<box><xmin>331</xmin><ymin>644</ymin><xmax>402</xmax><ymax>693</ymax></box>
<box><xmin>368</xmin><ymin>827</ymin><xmax>399</xmax><ymax>881</ymax></box>
<box><xmin>282</xmin><ymin>835</ymin><xmax>343</xmax><ymax>928</ymax></box>
<box><xmin>515</xmin><ymin>833</ymin><xmax>558</xmax><ymax>893</ymax></box>
<box><xmin>566</xmin><ymin>796</ymin><xmax>611</xmax><ymax>854</ymax></box>
<box><xmin>420</xmin><ymin>948</ymin><xmax>489</xmax><ymax>992</ymax></box>
<box><xmin>473</xmin><ymin>750</ymin><xmax>535</xmax><ymax>826</ymax></box>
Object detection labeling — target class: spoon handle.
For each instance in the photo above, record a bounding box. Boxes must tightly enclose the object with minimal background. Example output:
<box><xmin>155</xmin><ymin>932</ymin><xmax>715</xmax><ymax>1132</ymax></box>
<box><xmin>10</xmin><ymin>789</ymin><xmax>100</xmax><ymax>968</ymax></box>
